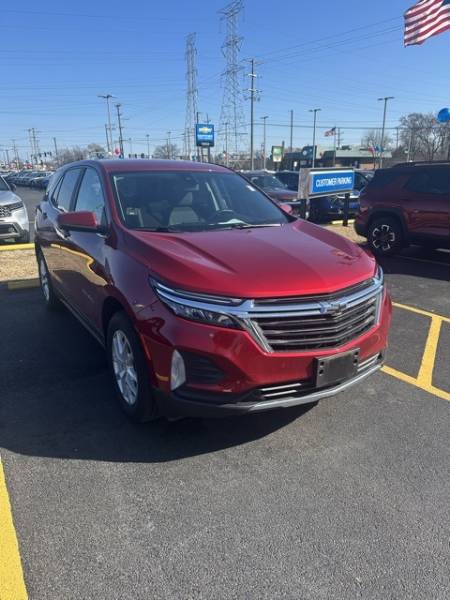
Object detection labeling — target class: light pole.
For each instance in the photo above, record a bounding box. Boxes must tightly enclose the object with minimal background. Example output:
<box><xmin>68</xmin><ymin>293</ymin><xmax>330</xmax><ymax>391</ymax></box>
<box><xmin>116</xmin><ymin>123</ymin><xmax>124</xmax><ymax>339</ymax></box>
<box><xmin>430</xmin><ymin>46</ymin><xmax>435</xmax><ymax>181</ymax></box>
<box><xmin>128</xmin><ymin>138</ymin><xmax>133</xmax><ymax>156</ymax></box>
<box><xmin>377</xmin><ymin>96</ymin><xmax>394</xmax><ymax>168</ymax></box>
<box><xmin>146</xmin><ymin>134</ymin><xmax>150</xmax><ymax>159</ymax></box>
<box><xmin>167</xmin><ymin>131</ymin><xmax>172</xmax><ymax>159</ymax></box>
<box><xmin>260</xmin><ymin>116</ymin><xmax>268</xmax><ymax>170</ymax></box>
<box><xmin>289</xmin><ymin>109</ymin><xmax>294</xmax><ymax>151</ymax></box>
<box><xmin>98</xmin><ymin>94</ymin><xmax>116</xmax><ymax>153</ymax></box>
<box><xmin>309</xmin><ymin>108</ymin><xmax>321</xmax><ymax>168</ymax></box>
<box><xmin>224</xmin><ymin>122</ymin><xmax>229</xmax><ymax>167</ymax></box>
<box><xmin>115</xmin><ymin>104</ymin><xmax>124</xmax><ymax>157</ymax></box>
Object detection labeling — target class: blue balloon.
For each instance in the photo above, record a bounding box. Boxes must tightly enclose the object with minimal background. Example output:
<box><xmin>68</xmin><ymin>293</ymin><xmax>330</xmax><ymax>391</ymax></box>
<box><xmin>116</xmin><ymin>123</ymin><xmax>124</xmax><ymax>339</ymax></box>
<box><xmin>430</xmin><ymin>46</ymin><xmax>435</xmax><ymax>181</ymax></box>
<box><xmin>437</xmin><ymin>108</ymin><xmax>450</xmax><ymax>122</ymax></box>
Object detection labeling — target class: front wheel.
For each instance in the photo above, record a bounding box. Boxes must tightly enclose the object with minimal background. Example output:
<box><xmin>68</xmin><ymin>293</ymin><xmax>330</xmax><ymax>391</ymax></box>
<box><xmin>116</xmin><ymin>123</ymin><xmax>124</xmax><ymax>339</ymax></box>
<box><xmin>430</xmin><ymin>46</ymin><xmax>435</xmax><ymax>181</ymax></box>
<box><xmin>37</xmin><ymin>252</ymin><xmax>61</xmax><ymax>310</ymax></box>
<box><xmin>106</xmin><ymin>312</ymin><xmax>157</xmax><ymax>422</ymax></box>
<box><xmin>368</xmin><ymin>217</ymin><xmax>404</xmax><ymax>256</ymax></box>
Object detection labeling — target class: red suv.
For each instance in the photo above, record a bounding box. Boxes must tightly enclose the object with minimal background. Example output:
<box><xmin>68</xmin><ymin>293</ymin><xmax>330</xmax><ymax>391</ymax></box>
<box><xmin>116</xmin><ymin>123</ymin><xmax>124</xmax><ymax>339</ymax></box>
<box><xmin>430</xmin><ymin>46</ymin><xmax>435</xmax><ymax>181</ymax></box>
<box><xmin>35</xmin><ymin>160</ymin><xmax>391</xmax><ymax>421</ymax></box>
<box><xmin>355</xmin><ymin>162</ymin><xmax>450</xmax><ymax>255</ymax></box>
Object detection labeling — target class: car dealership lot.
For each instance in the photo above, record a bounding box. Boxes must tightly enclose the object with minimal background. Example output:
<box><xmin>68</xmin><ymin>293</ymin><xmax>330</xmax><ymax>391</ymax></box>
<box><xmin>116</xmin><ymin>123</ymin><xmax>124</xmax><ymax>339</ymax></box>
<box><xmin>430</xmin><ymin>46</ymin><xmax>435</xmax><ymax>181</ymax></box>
<box><xmin>0</xmin><ymin>251</ymin><xmax>449</xmax><ymax>599</ymax></box>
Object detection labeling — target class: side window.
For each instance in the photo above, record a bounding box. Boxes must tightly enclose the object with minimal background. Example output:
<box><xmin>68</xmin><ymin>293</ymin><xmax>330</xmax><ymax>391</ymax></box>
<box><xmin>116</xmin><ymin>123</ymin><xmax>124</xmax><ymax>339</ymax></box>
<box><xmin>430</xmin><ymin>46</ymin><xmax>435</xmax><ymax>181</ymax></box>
<box><xmin>427</xmin><ymin>170</ymin><xmax>450</xmax><ymax>195</ymax></box>
<box><xmin>55</xmin><ymin>168</ymin><xmax>82</xmax><ymax>211</ymax></box>
<box><xmin>405</xmin><ymin>171</ymin><xmax>430</xmax><ymax>194</ymax></box>
<box><xmin>74</xmin><ymin>168</ymin><xmax>106</xmax><ymax>223</ymax></box>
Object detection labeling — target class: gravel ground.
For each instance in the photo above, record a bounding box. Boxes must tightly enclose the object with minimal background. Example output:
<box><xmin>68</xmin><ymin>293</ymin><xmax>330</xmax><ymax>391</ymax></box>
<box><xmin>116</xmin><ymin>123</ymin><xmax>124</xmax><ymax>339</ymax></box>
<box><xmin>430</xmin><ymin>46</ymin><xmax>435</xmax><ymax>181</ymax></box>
<box><xmin>0</xmin><ymin>249</ymin><xmax>37</xmax><ymax>282</ymax></box>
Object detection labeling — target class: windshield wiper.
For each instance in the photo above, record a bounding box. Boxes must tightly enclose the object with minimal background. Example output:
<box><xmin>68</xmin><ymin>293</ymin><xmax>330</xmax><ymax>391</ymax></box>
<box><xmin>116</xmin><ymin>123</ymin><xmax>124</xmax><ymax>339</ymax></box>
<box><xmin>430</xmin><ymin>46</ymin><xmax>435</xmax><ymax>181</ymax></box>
<box><xmin>226</xmin><ymin>222</ymin><xmax>282</xmax><ymax>229</ymax></box>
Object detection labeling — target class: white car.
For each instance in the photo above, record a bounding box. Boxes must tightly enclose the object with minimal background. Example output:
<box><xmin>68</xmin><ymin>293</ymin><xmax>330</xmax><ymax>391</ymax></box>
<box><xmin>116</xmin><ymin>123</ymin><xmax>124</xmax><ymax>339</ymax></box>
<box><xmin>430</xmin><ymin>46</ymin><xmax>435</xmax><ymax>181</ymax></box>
<box><xmin>0</xmin><ymin>176</ymin><xmax>29</xmax><ymax>243</ymax></box>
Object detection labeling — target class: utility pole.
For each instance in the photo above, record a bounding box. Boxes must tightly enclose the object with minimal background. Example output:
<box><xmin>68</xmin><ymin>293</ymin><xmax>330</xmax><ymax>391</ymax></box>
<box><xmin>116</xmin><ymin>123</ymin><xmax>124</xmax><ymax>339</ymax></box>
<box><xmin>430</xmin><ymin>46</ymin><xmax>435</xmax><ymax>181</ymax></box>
<box><xmin>52</xmin><ymin>137</ymin><xmax>58</xmax><ymax>167</ymax></box>
<box><xmin>104</xmin><ymin>124</ymin><xmax>110</xmax><ymax>152</ymax></box>
<box><xmin>337</xmin><ymin>128</ymin><xmax>342</xmax><ymax>149</ymax></box>
<box><xmin>378</xmin><ymin>96</ymin><xmax>394</xmax><ymax>168</ymax></box>
<box><xmin>11</xmin><ymin>139</ymin><xmax>20</xmax><ymax>167</ymax></box>
<box><xmin>407</xmin><ymin>128</ymin><xmax>413</xmax><ymax>162</ymax></box>
<box><xmin>309</xmin><ymin>108</ymin><xmax>321</xmax><ymax>168</ymax></box>
<box><xmin>167</xmin><ymin>131</ymin><xmax>171</xmax><ymax>159</ymax></box>
<box><xmin>247</xmin><ymin>58</ymin><xmax>259</xmax><ymax>170</ymax></box>
<box><xmin>260</xmin><ymin>116</ymin><xmax>268</xmax><ymax>169</ymax></box>
<box><xmin>98</xmin><ymin>94</ymin><xmax>115</xmax><ymax>153</ymax></box>
<box><xmin>5</xmin><ymin>149</ymin><xmax>10</xmax><ymax>166</ymax></box>
<box><xmin>115</xmin><ymin>104</ymin><xmax>124</xmax><ymax>157</ymax></box>
<box><xmin>128</xmin><ymin>138</ymin><xmax>133</xmax><ymax>157</ymax></box>
<box><xmin>146</xmin><ymin>134</ymin><xmax>150</xmax><ymax>159</ymax></box>
<box><xmin>224</xmin><ymin>122</ymin><xmax>229</xmax><ymax>166</ymax></box>
<box><xmin>196</xmin><ymin>111</ymin><xmax>201</xmax><ymax>162</ymax></box>
<box><xmin>289</xmin><ymin>109</ymin><xmax>294</xmax><ymax>151</ymax></box>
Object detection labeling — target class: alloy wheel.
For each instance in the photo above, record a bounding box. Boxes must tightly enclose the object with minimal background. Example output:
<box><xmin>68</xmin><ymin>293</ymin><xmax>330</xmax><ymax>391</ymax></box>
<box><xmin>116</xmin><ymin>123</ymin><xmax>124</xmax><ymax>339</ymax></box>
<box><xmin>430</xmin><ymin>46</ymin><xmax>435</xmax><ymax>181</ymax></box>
<box><xmin>371</xmin><ymin>224</ymin><xmax>396</xmax><ymax>252</ymax></box>
<box><xmin>111</xmin><ymin>330</ymin><xmax>139</xmax><ymax>406</ymax></box>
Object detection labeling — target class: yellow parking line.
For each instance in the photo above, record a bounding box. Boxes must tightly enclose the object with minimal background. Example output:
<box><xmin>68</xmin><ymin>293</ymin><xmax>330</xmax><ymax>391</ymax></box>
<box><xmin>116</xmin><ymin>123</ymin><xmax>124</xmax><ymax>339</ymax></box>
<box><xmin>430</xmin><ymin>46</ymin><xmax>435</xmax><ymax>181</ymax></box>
<box><xmin>0</xmin><ymin>458</ymin><xmax>28</xmax><ymax>600</ymax></box>
<box><xmin>416</xmin><ymin>317</ymin><xmax>442</xmax><ymax>387</ymax></box>
<box><xmin>392</xmin><ymin>302</ymin><xmax>450</xmax><ymax>324</ymax></box>
<box><xmin>382</xmin><ymin>365</ymin><xmax>450</xmax><ymax>402</ymax></box>
<box><xmin>0</xmin><ymin>244</ymin><xmax>34</xmax><ymax>252</ymax></box>
<box><xmin>382</xmin><ymin>303</ymin><xmax>450</xmax><ymax>402</ymax></box>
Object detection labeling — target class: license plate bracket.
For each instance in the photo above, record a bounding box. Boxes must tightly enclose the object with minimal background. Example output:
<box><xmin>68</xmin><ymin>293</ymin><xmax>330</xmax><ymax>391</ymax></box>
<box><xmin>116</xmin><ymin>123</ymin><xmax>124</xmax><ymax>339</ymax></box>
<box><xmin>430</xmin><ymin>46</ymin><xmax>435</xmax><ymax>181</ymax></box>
<box><xmin>315</xmin><ymin>349</ymin><xmax>359</xmax><ymax>388</ymax></box>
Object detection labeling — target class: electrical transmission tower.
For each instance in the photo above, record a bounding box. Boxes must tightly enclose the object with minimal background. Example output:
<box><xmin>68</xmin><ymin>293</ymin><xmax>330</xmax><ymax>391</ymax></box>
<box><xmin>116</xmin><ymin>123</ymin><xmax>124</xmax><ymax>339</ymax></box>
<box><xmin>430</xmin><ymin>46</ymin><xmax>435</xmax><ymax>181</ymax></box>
<box><xmin>219</xmin><ymin>0</ymin><xmax>246</xmax><ymax>160</ymax></box>
<box><xmin>184</xmin><ymin>33</ymin><xmax>199</xmax><ymax>161</ymax></box>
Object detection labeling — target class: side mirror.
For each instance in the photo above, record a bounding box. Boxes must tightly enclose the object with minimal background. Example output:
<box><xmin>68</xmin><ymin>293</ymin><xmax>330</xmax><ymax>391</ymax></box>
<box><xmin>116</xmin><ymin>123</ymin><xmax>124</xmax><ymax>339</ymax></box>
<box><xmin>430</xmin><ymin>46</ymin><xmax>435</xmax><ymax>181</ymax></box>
<box><xmin>57</xmin><ymin>211</ymin><xmax>106</xmax><ymax>234</ymax></box>
<box><xmin>280</xmin><ymin>203</ymin><xmax>294</xmax><ymax>215</ymax></box>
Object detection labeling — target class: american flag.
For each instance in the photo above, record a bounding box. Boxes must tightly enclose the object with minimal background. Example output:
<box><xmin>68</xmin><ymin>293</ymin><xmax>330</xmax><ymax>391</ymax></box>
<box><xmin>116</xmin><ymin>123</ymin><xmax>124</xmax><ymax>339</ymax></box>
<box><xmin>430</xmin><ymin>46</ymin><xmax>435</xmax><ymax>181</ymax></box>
<box><xmin>404</xmin><ymin>0</ymin><xmax>450</xmax><ymax>46</ymax></box>
<box><xmin>324</xmin><ymin>127</ymin><xmax>336</xmax><ymax>137</ymax></box>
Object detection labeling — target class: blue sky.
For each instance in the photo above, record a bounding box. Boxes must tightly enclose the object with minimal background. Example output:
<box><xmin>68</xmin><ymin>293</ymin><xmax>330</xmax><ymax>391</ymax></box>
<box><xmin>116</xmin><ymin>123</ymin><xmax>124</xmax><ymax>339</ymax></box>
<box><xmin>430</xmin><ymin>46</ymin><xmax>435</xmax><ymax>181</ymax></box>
<box><xmin>2</xmin><ymin>0</ymin><xmax>450</xmax><ymax>160</ymax></box>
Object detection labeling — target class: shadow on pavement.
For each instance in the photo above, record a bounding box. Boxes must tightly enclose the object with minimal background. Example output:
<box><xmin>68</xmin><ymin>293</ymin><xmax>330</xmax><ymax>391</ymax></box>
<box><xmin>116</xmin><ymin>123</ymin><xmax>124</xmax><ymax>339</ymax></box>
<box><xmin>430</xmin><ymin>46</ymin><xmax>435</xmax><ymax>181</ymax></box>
<box><xmin>0</xmin><ymin>288</ymin><xmax>313</xmax><ymax>463</ymax></box>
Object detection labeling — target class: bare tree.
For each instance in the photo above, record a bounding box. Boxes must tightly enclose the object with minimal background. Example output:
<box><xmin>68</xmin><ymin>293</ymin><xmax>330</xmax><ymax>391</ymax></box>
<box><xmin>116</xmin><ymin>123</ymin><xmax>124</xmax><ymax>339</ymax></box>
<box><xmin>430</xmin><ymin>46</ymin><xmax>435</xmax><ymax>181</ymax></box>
<box><xmin>361</xmin><ymin>129</ymin><xmax>393</xmax><ymax>149</ymax></box>
<box><xmin>152</xmin><ymin>143</ymin><xmax>181</xmax><ymax>159</ymax></box>
<box><xmin>57</xmin><ymin>146</ymin><xmax>87</xmax><ymax>165</ymax></box>
<box><xmin>399</xmin><ymin>113</ymin><xmax>449</xmax><ymax>161</ymax></box>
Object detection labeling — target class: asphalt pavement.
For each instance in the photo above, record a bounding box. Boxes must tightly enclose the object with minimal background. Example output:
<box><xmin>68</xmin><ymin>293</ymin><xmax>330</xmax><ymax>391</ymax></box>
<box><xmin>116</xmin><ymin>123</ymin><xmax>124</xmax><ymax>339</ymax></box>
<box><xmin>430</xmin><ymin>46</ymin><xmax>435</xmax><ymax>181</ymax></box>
<box><xmin>0</xmin><ymin>244</ymin><xmax>449</xmax><ymax>599</ymax></box>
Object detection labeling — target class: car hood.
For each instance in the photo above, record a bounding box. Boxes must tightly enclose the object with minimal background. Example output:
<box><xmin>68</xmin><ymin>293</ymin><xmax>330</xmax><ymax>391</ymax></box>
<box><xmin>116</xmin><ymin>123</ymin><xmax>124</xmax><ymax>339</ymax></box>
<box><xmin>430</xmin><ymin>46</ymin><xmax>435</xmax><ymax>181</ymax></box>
<box><xmin>0</xmin><ymin>191</ymin><xmax>20</xmax><ymax>205</ymax></box>
<box><xmin>126</xmin><ymin>220</ymin><xmax>376</xmax><ymax>298</ymax></box>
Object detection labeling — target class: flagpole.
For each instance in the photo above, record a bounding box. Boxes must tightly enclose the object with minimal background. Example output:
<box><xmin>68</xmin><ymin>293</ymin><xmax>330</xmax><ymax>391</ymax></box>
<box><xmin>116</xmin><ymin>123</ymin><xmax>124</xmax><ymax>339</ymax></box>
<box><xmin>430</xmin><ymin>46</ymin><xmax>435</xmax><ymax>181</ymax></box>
<box><xmin>333</xmin><ymin>126</ymin><xmax>337</xmax><ymax>166</ymax></box>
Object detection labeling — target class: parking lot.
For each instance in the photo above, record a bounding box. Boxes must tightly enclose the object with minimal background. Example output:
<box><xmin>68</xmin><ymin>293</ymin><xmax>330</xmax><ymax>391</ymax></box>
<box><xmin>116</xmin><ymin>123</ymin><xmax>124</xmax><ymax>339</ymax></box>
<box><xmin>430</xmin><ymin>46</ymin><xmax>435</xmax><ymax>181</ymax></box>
<box><xmin>0</xmin><ymin>247</ymin><xmax>448</xmax><ymax>599</ymax></box>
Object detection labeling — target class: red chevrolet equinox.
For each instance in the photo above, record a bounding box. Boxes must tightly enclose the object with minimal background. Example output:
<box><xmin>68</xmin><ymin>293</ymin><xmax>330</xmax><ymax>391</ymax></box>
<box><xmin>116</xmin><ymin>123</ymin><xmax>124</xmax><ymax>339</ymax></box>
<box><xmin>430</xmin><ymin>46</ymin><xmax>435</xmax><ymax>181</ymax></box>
<box><xmin>35</xmin><ymin>160</ymin><xmax>391</xmax><ymax>421</ymax></box>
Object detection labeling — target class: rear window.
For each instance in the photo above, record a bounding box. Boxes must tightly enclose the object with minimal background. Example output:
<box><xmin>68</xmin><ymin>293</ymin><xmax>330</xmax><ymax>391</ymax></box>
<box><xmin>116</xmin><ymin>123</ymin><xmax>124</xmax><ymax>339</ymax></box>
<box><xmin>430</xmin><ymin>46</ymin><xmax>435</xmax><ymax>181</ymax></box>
<box><xmin>367</xmin><ymin>170</ymin><xmax>398</xmax><ymax>189</ymax></box>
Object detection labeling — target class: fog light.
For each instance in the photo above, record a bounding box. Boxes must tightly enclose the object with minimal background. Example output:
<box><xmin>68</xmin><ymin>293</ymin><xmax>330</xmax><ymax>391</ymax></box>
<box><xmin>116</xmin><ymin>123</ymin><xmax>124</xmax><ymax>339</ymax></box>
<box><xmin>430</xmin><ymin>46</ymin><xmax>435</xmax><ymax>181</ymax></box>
<box><xmin>170</xmin><ymin>350</ymin><xmax>186</xmax><ymax>391</ymax></box>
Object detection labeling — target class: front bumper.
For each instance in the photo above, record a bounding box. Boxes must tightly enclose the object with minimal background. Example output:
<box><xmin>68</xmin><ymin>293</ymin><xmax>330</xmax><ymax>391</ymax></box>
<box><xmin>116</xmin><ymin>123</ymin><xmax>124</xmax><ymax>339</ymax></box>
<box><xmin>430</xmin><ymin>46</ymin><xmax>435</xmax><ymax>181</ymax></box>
<box><xmin>155</xmin><ymin>352</ymin><xmax>385</xmax><ymax>418</ymax></box>
<box><xmin>0</xmin><ymin>207</ymin><xmax>29</xmax><ymax>240</ymax></box>
<box><xmin>138</xmin><ymin>289</ymin><xmax>392</xmax><ymax>418</ymax></box>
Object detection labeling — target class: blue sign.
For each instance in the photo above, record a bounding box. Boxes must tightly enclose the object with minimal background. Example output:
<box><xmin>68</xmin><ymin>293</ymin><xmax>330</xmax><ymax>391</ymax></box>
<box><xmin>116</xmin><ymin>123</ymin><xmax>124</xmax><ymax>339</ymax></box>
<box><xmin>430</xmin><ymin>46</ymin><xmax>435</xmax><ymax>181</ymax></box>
<box><xmin>196</xmin><ymin>124</ymin><xmax>215</xmax><ymax>147</ymax></box>
<box><xmin>309</xmin><ymin>170</ymin><xmax>355</xmax><ymax>197</ymax></box>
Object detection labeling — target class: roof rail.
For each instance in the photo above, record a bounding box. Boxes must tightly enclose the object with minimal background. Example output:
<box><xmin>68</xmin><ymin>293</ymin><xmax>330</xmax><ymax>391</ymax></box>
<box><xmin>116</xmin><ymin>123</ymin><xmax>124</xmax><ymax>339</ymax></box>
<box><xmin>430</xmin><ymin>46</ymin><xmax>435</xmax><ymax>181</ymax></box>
<box><xmin>393</xmin><ymin>160</ymin><xmax>450</xmax><ymax>168</ymax></box>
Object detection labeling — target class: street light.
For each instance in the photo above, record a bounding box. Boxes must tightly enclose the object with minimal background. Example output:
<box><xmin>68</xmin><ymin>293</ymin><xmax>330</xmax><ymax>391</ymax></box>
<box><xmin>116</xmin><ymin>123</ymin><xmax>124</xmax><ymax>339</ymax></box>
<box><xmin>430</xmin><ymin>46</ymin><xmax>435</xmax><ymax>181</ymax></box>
<box><xmin>309</xmin><ymin>108</ymin><xmax>321</xmax><ymax>168</ymax></box>
<box><xmin>98</xmin><ymin>94</ymin><xmax>116</xmax><ymax>153</ymax></box>
<box><xmin>377</xmin><ymin>96</ymin><xmax>394</xmax><ymax>168</ymax></box>
<box><xmin>260</xmin><ymin>116</ymin><xmax>268</xmax><ymax>169</ymax></box>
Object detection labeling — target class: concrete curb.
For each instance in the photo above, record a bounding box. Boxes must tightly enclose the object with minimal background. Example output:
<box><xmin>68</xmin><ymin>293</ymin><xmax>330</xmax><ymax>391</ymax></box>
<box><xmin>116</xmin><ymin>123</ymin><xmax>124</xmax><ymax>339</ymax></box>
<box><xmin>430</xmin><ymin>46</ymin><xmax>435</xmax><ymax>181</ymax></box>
<box><xmin>0</xmin><ymin>243</ymin><xmax>34</xmax><ymax>252</ymax></box>
<box><xmin>330</xmin><ymin>219</ymin><xmax>355</xmax><ymax>226</ymax></box>
<box><xmin>6</xmin><ymin>278</ymin><xmax>40</xmax><ymax>290</ymax></box>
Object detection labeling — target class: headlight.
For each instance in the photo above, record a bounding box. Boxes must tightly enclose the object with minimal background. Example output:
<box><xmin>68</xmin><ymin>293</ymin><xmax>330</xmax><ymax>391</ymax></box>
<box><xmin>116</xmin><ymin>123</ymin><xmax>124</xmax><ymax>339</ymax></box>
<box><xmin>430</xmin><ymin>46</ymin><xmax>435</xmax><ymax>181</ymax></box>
<box><xmin>150</xmin><ymin>278</ymin><xmax>244</xmax><ymax>329</ymax></box>
<box><xmin>374</xmin><ymin>265</ymin><xmax>384</xmax><ymax>286</ymax></box>
<box><xmin>8</xmin><ymin>201</ymin><xmax>24</xmax><ymax>212</ymax></box>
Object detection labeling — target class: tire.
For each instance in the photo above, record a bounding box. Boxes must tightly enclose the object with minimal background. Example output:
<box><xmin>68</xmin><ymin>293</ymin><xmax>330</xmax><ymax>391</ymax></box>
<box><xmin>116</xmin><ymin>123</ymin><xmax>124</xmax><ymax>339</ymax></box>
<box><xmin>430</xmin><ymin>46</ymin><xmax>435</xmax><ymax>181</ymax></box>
<box><xmin>106</xmin><ymin>311</ymin><xmax>157</xmax><ymax>422</ymax></box>
<box><xmin>368</xmin><ymin>216</ymin><xmax>404</xmax><ymax>256</ymax></box>
<box><xmin>37</xmin><ymin>251</ymin><xmax>62</xmax><ymax>311</ymax></box>
<box><xmin>18</xmin><ymin>231</ymin><xmax>30</xmax><ymax>244</ymax></box>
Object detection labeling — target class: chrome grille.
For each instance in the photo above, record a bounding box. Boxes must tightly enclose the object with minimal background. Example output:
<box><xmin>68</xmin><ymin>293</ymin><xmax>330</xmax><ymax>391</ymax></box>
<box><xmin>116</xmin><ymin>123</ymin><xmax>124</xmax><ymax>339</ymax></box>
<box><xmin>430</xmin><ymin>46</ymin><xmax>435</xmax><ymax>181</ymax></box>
<box><xmin>250</xmin><ymin>280</ymin><xmax>382</xmax><ymax>352</ymax></box>
<box><xmin>0</xmin><ymin>205</ymin><xmax>12</xmax><ymax>218</ymax></box>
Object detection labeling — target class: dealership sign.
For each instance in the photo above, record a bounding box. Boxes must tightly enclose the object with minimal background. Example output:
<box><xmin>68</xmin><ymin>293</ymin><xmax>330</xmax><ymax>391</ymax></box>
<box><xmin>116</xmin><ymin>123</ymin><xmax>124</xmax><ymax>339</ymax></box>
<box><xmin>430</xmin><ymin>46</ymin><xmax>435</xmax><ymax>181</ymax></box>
<box><xmin>298</xmin><ymin>168</ymin><xmax>355</xmax><ymax>199</ymax></box>
<box><xmin>272</xmin><ymin>146</ymin><xmax>284</xmax><ymax>163</ymax></box>
<box><xmin>196</xmin><ymin>124</ymin><xmax>215</xmax><ymax>147</ymax></box>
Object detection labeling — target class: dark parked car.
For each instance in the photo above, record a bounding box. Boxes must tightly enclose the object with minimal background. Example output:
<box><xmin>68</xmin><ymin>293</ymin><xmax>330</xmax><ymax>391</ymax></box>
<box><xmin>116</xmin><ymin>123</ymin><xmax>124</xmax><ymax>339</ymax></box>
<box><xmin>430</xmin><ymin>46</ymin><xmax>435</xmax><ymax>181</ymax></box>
<box><xmin>355</xmin><ymin>161</ymin><xmax>450</xmax><ymax>255</ymax></box>
<box><xmin>241</xmin><ymin>170</ymin><xmax>299</xmax><ymax>203</ymax></box>
<box><xmin>274</xmin><ymin>170</ymin><xmax>299</xmax><ymax>191</ymax></box>
<box><xmin>35</xmin><ymin>159</ymin><xmax>391</xmax><ymax>422</ymax></box>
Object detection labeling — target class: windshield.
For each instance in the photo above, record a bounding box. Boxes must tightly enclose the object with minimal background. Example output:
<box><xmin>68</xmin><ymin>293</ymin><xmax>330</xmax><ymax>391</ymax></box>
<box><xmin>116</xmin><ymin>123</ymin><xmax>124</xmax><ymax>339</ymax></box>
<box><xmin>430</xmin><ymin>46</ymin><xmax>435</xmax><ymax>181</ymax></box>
<box><xmin>248</xmin><ymin>175</ymin><xmax>287</xmax><ymax>189</ymax></box>
<box><xmin>0</xmin><ymin>177</ymin><xmax>10</xmax><ymax>191</ymax></box>
<box><xmin>111</xmin><ymin>170</ymin><xmax>289</xmax><ymax>232</ymax></box>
